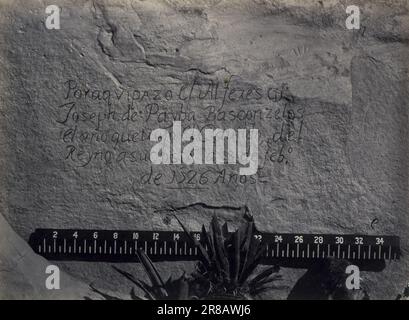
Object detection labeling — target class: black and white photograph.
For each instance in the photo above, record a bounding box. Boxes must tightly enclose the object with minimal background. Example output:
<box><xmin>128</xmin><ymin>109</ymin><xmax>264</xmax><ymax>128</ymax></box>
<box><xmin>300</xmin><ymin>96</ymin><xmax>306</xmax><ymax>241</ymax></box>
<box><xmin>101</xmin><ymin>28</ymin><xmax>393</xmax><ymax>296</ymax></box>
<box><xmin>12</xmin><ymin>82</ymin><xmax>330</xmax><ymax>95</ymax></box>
<box><xmin>0</xmin><ymin>0</ymin><xmax>408</xmax><ymax>309</ymax></box>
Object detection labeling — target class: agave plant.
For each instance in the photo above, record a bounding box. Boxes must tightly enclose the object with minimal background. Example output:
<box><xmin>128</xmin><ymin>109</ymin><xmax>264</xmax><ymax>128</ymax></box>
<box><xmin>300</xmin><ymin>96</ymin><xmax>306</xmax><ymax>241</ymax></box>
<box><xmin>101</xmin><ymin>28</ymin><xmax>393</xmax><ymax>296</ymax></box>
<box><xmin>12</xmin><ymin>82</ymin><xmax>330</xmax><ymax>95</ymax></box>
<box><xmin>89</xmin><ymin>213</ymin><xmax>283</xmax><ymax>300</ymax></box>
<box><xmin>175</xmin><ymin>212</ymin><xmax>283</xmax><ymax>299</ymax></box>
<box><xmin>89</xmin><ymin>248</ymin><xmax>192</xmax><ymax>300</ymax></box>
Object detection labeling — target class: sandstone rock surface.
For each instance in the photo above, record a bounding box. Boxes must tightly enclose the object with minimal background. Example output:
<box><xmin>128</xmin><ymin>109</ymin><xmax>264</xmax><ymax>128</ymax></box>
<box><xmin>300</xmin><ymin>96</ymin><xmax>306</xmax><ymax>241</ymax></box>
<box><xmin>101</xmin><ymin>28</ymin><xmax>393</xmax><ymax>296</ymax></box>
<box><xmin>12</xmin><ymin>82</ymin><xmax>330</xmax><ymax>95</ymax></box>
<box><xmin>0</xmin><ymin>213</ymin><xmax>98</xmax><ymax>299</ymax></box>
<box><xmin>0</xmin><ymin>0</ymin><xmax>408</xmax><ymax>299</ymax></box>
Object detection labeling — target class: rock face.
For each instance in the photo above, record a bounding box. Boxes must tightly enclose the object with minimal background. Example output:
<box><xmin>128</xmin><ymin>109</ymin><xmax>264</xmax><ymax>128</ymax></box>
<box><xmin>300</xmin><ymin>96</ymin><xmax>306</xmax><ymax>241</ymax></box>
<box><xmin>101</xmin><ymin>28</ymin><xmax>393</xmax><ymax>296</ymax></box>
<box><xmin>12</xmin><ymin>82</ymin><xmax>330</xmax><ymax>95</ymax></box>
<box><xmin>288</xmin><ymin>259</ymin><xmax>370</xmax><ymax>300</ymax></box>
<box><xmin>0</xmin><ymin>0</ymin><xmax>408</xmax><ymax>299</ymax></box>
<box><xmin>0</xmin><ymin>213</ymin><xmax>98</xmax><ymax>299</ymax></box>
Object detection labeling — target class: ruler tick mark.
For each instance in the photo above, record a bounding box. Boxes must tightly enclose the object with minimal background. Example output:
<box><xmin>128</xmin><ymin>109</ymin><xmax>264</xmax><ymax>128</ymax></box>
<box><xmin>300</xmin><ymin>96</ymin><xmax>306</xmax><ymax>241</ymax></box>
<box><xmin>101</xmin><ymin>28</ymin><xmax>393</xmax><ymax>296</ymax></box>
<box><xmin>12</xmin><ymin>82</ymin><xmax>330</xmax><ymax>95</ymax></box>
<box><xmin>31</xmin><ymin>230</ymin><xmax>401</xmax><ymax>263</ymax></box>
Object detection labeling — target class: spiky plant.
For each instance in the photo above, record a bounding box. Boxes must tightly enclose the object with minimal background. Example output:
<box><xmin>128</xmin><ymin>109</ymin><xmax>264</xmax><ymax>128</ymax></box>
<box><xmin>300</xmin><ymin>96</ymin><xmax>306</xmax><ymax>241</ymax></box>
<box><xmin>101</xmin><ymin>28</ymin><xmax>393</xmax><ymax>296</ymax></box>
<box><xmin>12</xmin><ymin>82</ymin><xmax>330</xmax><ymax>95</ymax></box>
<box><xmin>175</xmin><ymin>213</ymin><xmax>283</xmax><ymax>299</ymax></box>
<box><xmin>89</xmin><ymin>248</ymin><xmax>192</xmax><ymax>300</ymax></box>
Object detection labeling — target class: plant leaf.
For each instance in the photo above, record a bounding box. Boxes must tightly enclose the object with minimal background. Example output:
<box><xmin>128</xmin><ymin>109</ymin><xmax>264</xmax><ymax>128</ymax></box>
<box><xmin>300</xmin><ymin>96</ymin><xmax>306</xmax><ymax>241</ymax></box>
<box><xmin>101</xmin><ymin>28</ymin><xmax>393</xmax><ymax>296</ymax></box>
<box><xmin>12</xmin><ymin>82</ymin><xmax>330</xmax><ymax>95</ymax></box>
<box><xmin>238</xmin><ymin>221</ymin><xmax>255</xmax><ymax>282</ymax></box>
<box><xmin>222</xmin><ymin>222</ymin><xmax>229</xmax><ymax>239</ymax></box>
<box><xmin>136</xmin><ymin>249</ymin><xmax>168</xmax><ymax>298</ymax></box>
<box><xmin>251</xmin><ymin>284</ymin><xmax>288</xmax><ymax>295</ymax></box>
<box><xmin>248</xmin><ymin>266</ymin><xmax>279</xmax><ymax>288</ymax></box>
<box><xmin>89</xmin><ymin>285</ymin><xmax>122</xmax><ymax>300</ymax></box>
<box><xmin>112</xmin><ymin>266</ymin><xmax>157</xmax><ymax>300</ymax></box>
<box><xmin>211</xmin><ymin>215</ymin><xmax>230</xmax><ymax>282</ymax></box>
<box><xmin>251</xmin><ymin>275</ymin><xmax>283</xmax><ymax>289</ymax></box>
<box><xmin>202</xmin><ymin>224</ymin><xmax>215</xmax><ymax>261</ymax></box>
<box><xmin>173</xmin><ymin>214</ymin><xmax>211</xmax><ymax>268</ymax></box>
<box><xmin>239</xmin><ymin>238</ymin><xmax>265</xmax><ymax>283</ymax></box>
<box><xmin>130</xmin><ymin>287</ymin><xmax>146</xmax><ymax>300</ymax></box>
<box><xmin>207</xmin><ymin>221</ymin><xmax>223</xmax><ymax>280</ymax></box>
<box><xmin>231</xmin><ymin>229</ymin><xmax>241</xmax><ymax>286</ymax></box>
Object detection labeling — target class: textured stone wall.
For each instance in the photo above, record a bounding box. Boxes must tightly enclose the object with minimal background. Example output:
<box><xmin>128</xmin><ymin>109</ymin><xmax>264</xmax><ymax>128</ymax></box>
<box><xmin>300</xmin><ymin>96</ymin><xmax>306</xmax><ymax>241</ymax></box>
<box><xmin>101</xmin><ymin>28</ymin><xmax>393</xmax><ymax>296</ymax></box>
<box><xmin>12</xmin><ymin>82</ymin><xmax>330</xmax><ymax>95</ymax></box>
<box><xmin>0</xmin><ymin>0</ymin><xmax>408</xmax><ymax>299</ymax></box>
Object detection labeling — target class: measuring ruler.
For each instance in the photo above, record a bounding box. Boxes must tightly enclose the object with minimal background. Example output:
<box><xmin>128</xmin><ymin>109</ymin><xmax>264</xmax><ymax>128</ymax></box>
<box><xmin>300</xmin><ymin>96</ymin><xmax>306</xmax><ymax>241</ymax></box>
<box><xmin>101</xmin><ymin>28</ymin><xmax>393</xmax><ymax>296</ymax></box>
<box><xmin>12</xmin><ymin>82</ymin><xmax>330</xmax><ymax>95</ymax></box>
<box><xmin>29</xmin><ymin>229</ymin><xmax>401</xmax><ymax>266</ymax></box>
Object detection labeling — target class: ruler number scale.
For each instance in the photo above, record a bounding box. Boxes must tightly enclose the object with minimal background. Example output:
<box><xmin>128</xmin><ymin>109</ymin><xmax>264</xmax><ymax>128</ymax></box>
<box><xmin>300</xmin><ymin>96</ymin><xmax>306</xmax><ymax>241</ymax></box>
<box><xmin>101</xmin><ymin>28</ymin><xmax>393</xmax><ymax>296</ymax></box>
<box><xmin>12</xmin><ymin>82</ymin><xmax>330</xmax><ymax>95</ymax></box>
<box><xmin>29</xmin><ymin>229</ymin><xmax>401</xmax><ymax>263</ymax></box>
